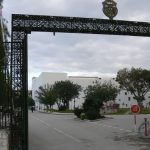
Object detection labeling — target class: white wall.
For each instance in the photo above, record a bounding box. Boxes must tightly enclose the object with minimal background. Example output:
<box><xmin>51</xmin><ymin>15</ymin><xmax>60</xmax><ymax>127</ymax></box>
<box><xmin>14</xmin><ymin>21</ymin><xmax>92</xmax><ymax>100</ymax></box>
<box><xmin>32</xmin><ymin>72</ymin><xmax>150</xmax><ymax>110</ymax></box>
<box><xmin>32</xmin><ymin>72</ymin><xmax>67</xmax><ymax>109</ymax></box>
<box><xmin>69</xmin><ymin>76</ymin><xmax>100</xmax><ymax>109</ymax></box>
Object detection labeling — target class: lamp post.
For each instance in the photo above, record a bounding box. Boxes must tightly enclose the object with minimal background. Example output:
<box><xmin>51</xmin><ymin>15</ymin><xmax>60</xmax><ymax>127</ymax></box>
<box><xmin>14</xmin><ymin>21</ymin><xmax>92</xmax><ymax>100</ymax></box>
<box><xmin>102</xmin><ymin>0</ymin><xmax>118</xmax><ymax>20</ymax></box>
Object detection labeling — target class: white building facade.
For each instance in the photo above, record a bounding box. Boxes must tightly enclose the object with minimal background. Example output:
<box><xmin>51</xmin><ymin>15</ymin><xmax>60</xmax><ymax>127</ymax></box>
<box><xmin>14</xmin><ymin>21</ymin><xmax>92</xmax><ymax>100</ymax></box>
<box><xmin>32</xmin><ymin>72</ymin><xmax>150</xmax><ymax>110</ymax></box>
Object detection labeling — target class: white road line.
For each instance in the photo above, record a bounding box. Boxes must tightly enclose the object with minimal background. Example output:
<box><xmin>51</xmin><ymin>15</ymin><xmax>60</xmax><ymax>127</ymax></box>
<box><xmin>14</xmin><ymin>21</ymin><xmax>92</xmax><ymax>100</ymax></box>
<box><xmin>90</xmin><ymin>121</ymin><xmax>133</xmax><ymax>133</ymax></box>
<box><xmin>119</xmin><ymin>129</ymin><xmax>124</xmax><ymax>131</ymax></box>
<box><xmin>31</xmin><ymin>115</ymin><xmax>81</xmax><ymax>143</ymax></box>
<box><xmin>54</xmin><ymin>128</ymin><xmax>81</xmax><ymax>143</ymax></box>
<box><xmin>125</xmin><ymin>130</ymin><xmax>132</xmax><ymax>132</ymax></box>
<box><xmin>31</xmin><ymin>116</ymin><xmax>51</xmax><ymax>127</ymax></box>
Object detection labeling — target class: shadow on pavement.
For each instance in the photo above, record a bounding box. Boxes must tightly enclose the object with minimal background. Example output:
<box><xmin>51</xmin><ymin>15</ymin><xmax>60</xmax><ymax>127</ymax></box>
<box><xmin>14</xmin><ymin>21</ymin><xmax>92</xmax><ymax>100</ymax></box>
<box><xmin>111</xmin><ymin>131</ymin><xmax>150</xmax><ymax>150</ymax></box>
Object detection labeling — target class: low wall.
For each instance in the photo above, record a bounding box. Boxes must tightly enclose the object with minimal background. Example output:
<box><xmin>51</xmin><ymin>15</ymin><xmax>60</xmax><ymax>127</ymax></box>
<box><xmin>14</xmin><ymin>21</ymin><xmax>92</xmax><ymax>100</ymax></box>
<box><xmin>0</xmin><ymin>130</ymin><xmax>9</xmax><ymax>150</ymax></box>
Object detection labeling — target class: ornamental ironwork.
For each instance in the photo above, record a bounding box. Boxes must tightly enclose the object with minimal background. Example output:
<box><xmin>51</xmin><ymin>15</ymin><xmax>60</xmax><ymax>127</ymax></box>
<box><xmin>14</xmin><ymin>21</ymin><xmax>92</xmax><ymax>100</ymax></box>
<box><xmin>12</xmin><ymin>14</ymin><xmax>150</xmax><ymax>37</ymax></box>
<box><xmin>11</xmin><ymin>14</ymin><xmax>150</xmax><ymax>150</ymax></box>
<box><xmin>102</xmin><ymin>0</ymin><xmax>118</xmax><ymax>20</ymax></box>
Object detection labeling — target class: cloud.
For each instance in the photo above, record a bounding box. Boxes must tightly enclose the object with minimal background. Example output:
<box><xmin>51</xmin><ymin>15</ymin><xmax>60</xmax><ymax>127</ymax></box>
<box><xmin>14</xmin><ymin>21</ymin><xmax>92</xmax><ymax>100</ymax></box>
<box><xmin>2</xmin><ymin>0</ymin><xmax>150</xmax><ymax>89</ymax></box>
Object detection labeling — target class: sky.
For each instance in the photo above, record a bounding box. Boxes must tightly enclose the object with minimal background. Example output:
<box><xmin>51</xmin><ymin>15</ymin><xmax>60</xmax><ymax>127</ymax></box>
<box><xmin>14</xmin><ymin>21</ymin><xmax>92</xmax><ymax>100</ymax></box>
<box><xmin>2</xmin><ymin>0</ymin><xmax>150</xmax><ymax>89</ymax></box>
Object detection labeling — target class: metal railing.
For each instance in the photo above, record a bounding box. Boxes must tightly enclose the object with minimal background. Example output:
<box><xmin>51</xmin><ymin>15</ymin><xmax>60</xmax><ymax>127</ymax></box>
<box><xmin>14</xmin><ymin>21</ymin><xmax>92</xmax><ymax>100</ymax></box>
<box><xmin>0</xmin><ymin>106</ymin><xmax>11</xmax><ymax>129</ymax></box>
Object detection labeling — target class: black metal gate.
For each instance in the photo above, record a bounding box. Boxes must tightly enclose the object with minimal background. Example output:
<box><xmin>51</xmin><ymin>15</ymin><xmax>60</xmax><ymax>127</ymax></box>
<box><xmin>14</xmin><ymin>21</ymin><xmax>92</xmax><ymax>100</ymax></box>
<box><xmin>10</xmin><ymin>14</ymin><xmax>150</xmax><ymax>150</ymax></box>
<box><xmin>0</xmin><ymin>42</ymin><xmax>27</xmax><ymax>150</ymax></box>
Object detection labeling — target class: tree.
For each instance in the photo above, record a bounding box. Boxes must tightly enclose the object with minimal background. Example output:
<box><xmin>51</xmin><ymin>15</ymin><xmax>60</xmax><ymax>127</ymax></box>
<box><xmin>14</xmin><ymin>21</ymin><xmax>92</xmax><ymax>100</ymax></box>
<box><xmin>36</xmin><ymin>84</ymin><xmax>57</xmax><ymax>110</ymax></box>
<box><xmin>53</xmin><ymin>80</ymin><xmax>82</xmax><ymax>110</ymax></box>
<box><xmin>116</xmin><ymin>67</ymin><xmax>150</xmax><ymax>107</ymax></box>
<box><xmin>0</xmin><ymin>1</ymin><xmax>10</xmax><ymax>106</ymax></box>
<box><xmin>28</xmin><ymin>96</ymin><xmax>35</xmax><ymax>107</ymax></box>
<box><xmin>83</xmin><ymin>81</ymin><xmax>119</xmax><ymax>120</ymax></box>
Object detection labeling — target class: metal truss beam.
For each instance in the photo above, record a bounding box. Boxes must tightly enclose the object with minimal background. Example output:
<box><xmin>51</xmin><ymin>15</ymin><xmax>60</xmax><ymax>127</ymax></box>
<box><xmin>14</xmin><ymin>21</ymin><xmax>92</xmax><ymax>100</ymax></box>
<box><xmin>12</xmin><ymin>14</ymin><xmax>150</xmax><ymax>37</ymax></box>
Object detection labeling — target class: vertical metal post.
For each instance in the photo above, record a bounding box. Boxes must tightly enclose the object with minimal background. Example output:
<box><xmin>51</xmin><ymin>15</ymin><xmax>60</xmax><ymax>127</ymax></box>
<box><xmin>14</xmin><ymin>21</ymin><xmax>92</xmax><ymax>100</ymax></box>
<box><xmin>144</xmin><ymin>118</ymin><xmax>148</xmax><ymax>136</ymax></box>
<box><xmin>134</xmin><ymin>114</ymin><xmax>137</xmax><ymax>132</ymax></box>
<box><xmin>23</xmin><ymin>33</ymin><xmax>28</xmax><ymax>150</ymax></box>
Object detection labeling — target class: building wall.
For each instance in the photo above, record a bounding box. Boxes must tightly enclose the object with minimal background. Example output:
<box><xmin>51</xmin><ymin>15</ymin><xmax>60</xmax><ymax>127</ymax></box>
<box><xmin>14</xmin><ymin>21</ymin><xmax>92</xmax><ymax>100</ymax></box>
<box><xmin>32</xmin><ymin>72</ymin><xmax>67</xmax><ymax>109</ymax></box>
<box><xmin>68</xmin><ymin>76</ymin><xmax>100</xmax><ymax>109</ymax></box>
<box><xmin>32</xmin><ymin>72</ymin><xmax>150</xmax><ymax>110</ymax></box>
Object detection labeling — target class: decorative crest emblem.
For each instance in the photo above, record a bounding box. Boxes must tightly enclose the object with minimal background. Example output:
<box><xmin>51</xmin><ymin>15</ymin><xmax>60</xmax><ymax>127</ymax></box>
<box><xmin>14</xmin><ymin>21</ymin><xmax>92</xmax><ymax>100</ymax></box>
<box><xmin>102</xmin><ymin>0</ymin><xmax>118</xmax><ymax>20</ymax></box>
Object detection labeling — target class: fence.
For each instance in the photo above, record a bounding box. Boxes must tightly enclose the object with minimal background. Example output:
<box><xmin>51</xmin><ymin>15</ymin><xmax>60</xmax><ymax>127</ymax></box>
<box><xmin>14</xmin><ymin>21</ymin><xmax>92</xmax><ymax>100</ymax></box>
<box><xmin>0</xmin><ymin>106</ymin><xmax>11</xmax><ymax>129</ymax></box>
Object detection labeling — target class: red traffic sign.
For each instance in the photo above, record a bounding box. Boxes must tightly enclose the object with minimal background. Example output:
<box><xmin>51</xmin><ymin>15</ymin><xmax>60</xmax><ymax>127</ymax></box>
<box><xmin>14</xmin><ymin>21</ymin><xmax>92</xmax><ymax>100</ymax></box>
<box><xmin>131</xmin><ymin>105</ymin><xmax>140</xmax><ymax>113</ymax></box>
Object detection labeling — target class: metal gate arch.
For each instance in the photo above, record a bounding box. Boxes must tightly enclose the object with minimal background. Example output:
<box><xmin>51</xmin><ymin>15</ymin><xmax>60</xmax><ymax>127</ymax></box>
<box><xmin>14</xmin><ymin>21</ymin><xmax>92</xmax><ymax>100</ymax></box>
<box><xmin>11</xmin><ymin>14</ymin><xmax>150</xmax><ymax>150</ymax></box>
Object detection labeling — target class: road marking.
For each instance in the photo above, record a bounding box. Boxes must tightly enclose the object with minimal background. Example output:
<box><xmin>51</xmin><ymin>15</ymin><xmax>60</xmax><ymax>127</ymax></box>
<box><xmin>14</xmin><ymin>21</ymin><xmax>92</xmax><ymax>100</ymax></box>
<box><xmin>31</xmin><ymin>116</ymin><xmax>51</xmax><ymax>127</ymax></box>
<box><xmin>31</xmin><ymin>115</ymin><xmax>81</xmax><ymax>143</ymax></box>
<box><xmin>125</xmin><ymin>130</ymin><xmax>132</xmax><ymax>132</ymax></box>
<box><xmin>90</xmin><ymin>121</ymin><xmax>133</xmax><ymax>133</ymax></box>
<box><xmin>54</xmin><ymin>128</ymin><xmax>81</xmax><ymax>143</ymax></box>
<box><xmin>119</xmin><ymin>129</ymin><xmax>124</xmax><ymax>131</ymax></box>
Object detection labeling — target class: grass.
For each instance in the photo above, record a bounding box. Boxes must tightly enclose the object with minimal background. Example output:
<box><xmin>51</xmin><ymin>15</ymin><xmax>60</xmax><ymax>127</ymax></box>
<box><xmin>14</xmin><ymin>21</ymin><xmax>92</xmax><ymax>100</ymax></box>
<box><xmin>106</xmin><ymin>108</ymin><xmax>150</xmax><ymax>115</ymax></box>
<box><xmin>46</xmin><ymin>108</ymin><xmax>150</xmax><ymax>115</ymax></box>
<box><xmin>140</xmin><ymin>108</ymin><xmax>150</xmax><ymax>114</ymax></box>
<box><xmin>47</xmin><ymin>109</ymin><xmax>74</xmax><ymax>113</ymax></box>
<box><xmin>106</xmin><ymin>108</ymin><xmax>130</xmax><ymax>115</ymax></box>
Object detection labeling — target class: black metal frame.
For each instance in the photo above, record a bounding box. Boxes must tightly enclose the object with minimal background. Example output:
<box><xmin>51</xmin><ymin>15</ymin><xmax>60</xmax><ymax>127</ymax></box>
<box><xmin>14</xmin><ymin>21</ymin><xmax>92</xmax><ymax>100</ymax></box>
<box><xmin>11</xmin><ymin>14</ymin><xmax>150</xmax><ymax>150</ymax></box>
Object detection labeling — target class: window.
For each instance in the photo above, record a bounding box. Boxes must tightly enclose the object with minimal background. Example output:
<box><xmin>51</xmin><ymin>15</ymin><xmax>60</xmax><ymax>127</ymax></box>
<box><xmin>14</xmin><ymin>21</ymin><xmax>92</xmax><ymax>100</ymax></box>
<box><xmin>125</xmin><ymin>92</ymin><xmax>127</xmax><ymax>95</ymax></box>
<box><xmin>128</xmin><ymin>97</ymin><xmax>130</xmax><ymax>101</ymax></box>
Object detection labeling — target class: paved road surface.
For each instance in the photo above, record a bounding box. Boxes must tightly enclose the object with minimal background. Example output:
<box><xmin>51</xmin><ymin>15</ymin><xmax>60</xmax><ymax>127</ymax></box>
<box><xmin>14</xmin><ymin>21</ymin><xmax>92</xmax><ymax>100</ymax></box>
<box><xmin>29</xmin><ymin>111</ymin><xmax>150</xmax><ymax>150</ymax></box>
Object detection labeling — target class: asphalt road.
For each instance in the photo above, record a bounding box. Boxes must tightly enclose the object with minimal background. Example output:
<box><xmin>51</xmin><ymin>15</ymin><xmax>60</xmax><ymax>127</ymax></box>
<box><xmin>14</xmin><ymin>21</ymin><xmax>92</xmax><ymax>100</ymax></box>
<box><xmin>29</xmin><ymin>111</ymin><xmax>150</xmax><ymax>150</ymax></box>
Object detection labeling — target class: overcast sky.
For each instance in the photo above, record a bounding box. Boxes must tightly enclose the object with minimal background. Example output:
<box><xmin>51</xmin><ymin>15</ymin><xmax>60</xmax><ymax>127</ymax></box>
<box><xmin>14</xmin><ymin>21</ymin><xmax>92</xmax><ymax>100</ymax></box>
<box><xmin>2</xmin><ymin>0</ymin><xmax>150</xmax><ymax>89</ymax></box>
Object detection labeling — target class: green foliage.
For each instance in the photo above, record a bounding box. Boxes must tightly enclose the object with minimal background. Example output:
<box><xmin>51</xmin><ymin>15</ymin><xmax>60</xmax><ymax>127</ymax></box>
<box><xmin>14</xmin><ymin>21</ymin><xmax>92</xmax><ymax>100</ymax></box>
<box><xmin>83</xmin><ymin>81</ymin><xmax>119</xmax><ymax>120</ymax></box>
<box><xmin>58</xmin><ymin>105</ymin><xmax>67</xmax><ymax>111</ymax></box>
<box><xmin>74</xmin><ymin>107</ymin><xmax>84</xmax><ymax>118</ymax></box>
<box><xmin>140</xmin><ymin>108</ymin><xmax>150</xmax><ymax>114</ymax></box>
<box><xmin>106</xmin><ymin>108</ymin><xmax>130</xmax><ymax>115</ymax></box>
<box><xmin>53</xmin><ymin>80</ymin><xmax>82</xmax><ymax>110</ymax></box>
<box><xmin>0</xmin><ymin>8</ymin><xmax>12</xmax><ymax>107</ymax></box>
<box><xmin>28</xmin><ymin>96</ymin><xmax>35</xmax><ymax>107</ymax></box>
<box><xmin>36</xmin><ymin>84</ymin><xmax>57</xmax><ymax>109</ymax></box>
<box><xmin>0</xmin><ymin>46</ymin><xmax>9</xmax><ymax>106</ymax></box>
<box><xmin>116</xmin><ymin>67</ymin><xmax>150</xmax><ymax>107</ymax></box>
<box><xmin>85</xmin><ymin>108</ymin><xmax>100</xmax><ymax>120</ymax></box>
<box><xmin>0</xmin><ymin>71</ymin><xmax>7</xmax><ymax>105</ymax></box>
<box><xmin>48</xmin><ymin>109</ymin><xmax>73</xmax><ymax>113</ymax></box>
<box><xmin>80</xmin><ymin>113</ymin><xmax>86</xmax><ymax>120</ymax></box>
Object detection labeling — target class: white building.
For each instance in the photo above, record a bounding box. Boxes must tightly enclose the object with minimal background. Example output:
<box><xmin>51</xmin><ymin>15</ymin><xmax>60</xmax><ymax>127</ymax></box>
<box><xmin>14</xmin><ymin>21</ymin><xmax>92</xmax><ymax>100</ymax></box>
<box><xmin>32</xmin><ymin>72</ymin><xmax>150</xmax><ymax>110</ymax></box>
<box><xmin>32</xmin><ymin>72</ymin><xmax>100</xmax><ymax>110</ymax></box>
<box><xmin>32</xmin><ymin>72</ymin><xmax>68</xmax><ymax>109</ymax></box>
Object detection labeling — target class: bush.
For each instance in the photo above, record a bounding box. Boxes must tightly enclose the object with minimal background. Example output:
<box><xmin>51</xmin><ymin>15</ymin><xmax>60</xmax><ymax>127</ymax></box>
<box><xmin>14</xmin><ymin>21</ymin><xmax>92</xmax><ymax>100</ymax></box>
<box><xmin>85</xmin><ymin>109</ymin><xmax>100</xmax><ymax>120</ymax></box>
<box><xmin>59</xmin><ymin>105</ymin><xmax>67</xmax><ymax>111</ymax></box>
<box><xmin>74</xmin><ymin>107</ymin><xmax>83</xmax><ymax>118</ymax></box>
<box><xmin>80</xmin><ymin>113</ymin><xmax>86</xmax><ymax>120</ymax></box>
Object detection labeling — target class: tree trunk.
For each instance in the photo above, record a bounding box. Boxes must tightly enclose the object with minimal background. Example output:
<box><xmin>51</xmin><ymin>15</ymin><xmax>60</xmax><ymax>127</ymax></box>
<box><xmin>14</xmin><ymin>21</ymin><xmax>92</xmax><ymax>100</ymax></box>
<box><xmin>137</xmin><ymin>100</ymin><xmax>143</xmax><ymax>111</ymax></box>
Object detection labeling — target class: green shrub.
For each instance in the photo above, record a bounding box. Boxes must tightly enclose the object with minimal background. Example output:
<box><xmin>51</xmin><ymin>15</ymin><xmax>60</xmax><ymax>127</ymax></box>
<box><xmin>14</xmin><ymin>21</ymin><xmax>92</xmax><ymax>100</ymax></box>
<box><xmin>80</xmin><ymin>113</ymin><xmax>86</xmax><ymax>120</ymax></box>
<box><xmin>85</xmin><ymin>109</ymin><xmax>100</xmax><ymax>120</ymax></box>
<box><xmin>59</xmin><ymin>105</ymin><xmax>67</xmax><ymax>111</ymax></box>
<box><xmin>74</xmin><ymin>107</ymin><xmax>83</xmax><ymax>118</ymax></box>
